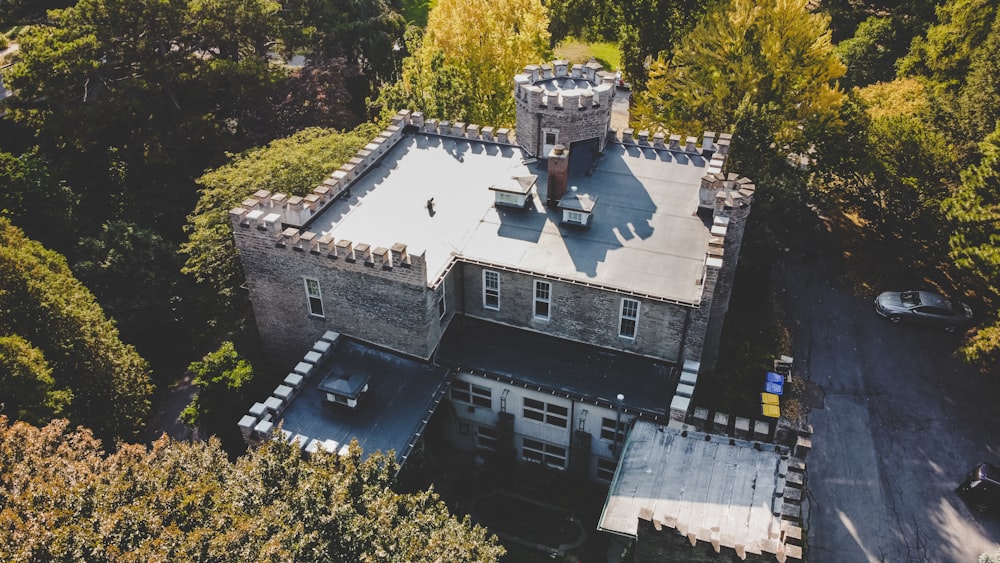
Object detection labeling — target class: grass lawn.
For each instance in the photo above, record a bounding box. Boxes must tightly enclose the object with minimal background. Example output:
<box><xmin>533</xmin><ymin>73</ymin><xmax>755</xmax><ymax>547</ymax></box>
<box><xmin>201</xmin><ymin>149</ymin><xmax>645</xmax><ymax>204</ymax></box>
<box><xmin>400</xmin><ymin>0</ymin><xmax>436</xmax><ymax>27</ymax></box>
<box><xmin>553</xmin><ymin>39</ymin><xmax>621</xmax><ymax>73</ymax></box>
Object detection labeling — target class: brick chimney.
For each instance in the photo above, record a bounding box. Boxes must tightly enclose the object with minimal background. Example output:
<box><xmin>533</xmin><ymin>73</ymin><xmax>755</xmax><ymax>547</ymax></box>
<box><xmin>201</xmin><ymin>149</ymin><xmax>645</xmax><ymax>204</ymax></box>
<box><xmin>547</xmin><ymin>144</ymin><xmax>569</xmax><ymax>206</ymax></box>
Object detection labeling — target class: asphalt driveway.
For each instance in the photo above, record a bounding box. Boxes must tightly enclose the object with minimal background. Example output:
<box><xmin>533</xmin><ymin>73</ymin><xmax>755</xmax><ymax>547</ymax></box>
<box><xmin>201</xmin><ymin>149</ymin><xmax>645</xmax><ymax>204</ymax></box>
<box><xmin>779</xmin><ymin>255</ymin><xmax>1000</xmax><ymax>562</ymax></box>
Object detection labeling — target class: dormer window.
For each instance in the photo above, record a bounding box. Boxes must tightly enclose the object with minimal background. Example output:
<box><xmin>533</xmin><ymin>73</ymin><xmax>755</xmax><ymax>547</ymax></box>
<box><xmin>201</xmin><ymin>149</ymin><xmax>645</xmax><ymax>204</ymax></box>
<box><xmin>557</xmin><ymin>186</ymin><xmax>597</xmax><ymax>227</ymax></box>
<box><xmin>489</xmin><ymin>175</ymin><xmax>537</xmax><ymax>208</ymax></box>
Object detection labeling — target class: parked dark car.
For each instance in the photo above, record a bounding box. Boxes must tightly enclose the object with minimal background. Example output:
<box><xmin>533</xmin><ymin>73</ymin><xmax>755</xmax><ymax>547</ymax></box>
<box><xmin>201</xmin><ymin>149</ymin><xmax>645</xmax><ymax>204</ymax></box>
<box><xmin>957</xmin><ymin>463</ymin><xmax>1000</xmax><ymax>513</ymax></box>
<box><xmin>874</xmin><ymin>290</ymin><xmax>973</xmax><ymax>332</ymax></box>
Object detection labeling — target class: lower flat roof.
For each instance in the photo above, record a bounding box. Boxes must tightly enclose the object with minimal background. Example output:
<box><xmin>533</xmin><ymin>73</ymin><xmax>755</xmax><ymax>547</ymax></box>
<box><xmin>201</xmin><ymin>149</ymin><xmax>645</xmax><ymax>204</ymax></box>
<box><xmin>599</xmin><ymin>421</ymin><xmax>789</xmax><ymax>556</ymax></box>
<box><xmin>435</xmin><ymin>316</ymin><xmax>676</xmax><ymax>415</ymax></box>
<box><xmin>277</xmin><ymin>339</ymin><xmax>451</xmax><ymax>465</ymax></box>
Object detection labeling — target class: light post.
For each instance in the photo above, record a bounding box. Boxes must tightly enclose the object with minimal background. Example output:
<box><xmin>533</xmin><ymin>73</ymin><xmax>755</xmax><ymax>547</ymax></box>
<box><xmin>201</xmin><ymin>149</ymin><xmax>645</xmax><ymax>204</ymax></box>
<box><xmin>614</xmin><ymin>393</ymin><xmax>625</xmax><ymax>457</ymax></box>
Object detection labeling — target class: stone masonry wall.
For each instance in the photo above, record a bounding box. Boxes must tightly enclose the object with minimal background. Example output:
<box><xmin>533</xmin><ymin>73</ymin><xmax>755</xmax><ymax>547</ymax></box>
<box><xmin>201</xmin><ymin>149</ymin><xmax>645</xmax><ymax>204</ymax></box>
<box><xmin>230</xmin><ymin>212</ymin><xmax>439</xmax><ymax>364</ymax></box>
<box><xmin>461</xmin><ymin>262</ymin><xmax>691</xmax><ymax>362</ymax></box>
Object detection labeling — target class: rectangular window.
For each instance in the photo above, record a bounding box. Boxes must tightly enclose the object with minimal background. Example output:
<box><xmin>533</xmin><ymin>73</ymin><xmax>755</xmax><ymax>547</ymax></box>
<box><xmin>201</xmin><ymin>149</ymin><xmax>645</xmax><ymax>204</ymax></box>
<box><xmin>451</xmin><ymin>380</ymin><xmax>492</xmax><ymax>408</ymax></box>
<box><xmin>534</xmin><ymin>280</ymin><xmax>551</xmax><ymax>320</ymax></box>
<box><xmin>483</xmin><ymin>270</ymin><xmax>500</xmax><ymax>310</ymax></box>
<box><xmin>458</xmin><ymin>422</ymin><xmax>470</xmax><ymax>436</ymax></box>
<box><xmin>304</xmin><ymin>278</ymin><xmax>324</xmax><ymax>318</ymax></box>
<box><xmin>600</xmin><ymin>417</ymin><xmax>631</xmax><ymax>442</ymax></box>
<box><xmin>619</xmin><ymin>298</ymin><xmax>640</xmax><ymax>339</ymax></box>
<box><xmin>438</xmin><ymin>279</ymin><xmax>447</xmax><ymax>320</ymax></box>
<box><xmin>523</xmin><ymin>397</ymin><xmax>568</xmax><ymax>428</ymax></box>
<box><xmin>477</xmin><ymin>426</ymin><xmax>497</xmax><ymax>451</ymax></box>
<box><xmin>566</xmin><ymin>211</ymin><xmax>584</xmax><ymax>224</ymax></box>
<box><xmin>545</xmin><ymin>132</ymin><xmax>557</xmax><ymax>146</ymax></box>
<box><xmin>597</xmin><ymin>458</ymin><xmax>618</xmax><ymax>482</ymax></box>
<box><xmin>522</xmin><ymin>438</ymin><xmax>567</xmax><ymax>469</ymax></box>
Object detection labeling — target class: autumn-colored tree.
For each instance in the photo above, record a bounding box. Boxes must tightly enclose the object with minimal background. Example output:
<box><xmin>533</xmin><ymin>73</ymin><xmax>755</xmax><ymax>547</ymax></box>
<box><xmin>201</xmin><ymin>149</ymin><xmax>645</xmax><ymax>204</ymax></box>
<box><xmin>376</xmin><ymin>0</ymin><xmax>551</xmax><ymax>126</ymax></box>
<box><xmin>0</xmin><ymin>417</ymin><xmax>505</xmax><ymax>562</ymax></box>
<box><xmin>0</xmin><ymin>219</ymin><xmax>152</xmax><ymax>440</ymax></box>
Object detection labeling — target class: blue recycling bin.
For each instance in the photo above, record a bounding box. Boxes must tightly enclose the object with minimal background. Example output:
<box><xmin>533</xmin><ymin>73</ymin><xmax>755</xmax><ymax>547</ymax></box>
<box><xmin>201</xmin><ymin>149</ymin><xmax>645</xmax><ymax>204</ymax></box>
<box><xmin>765</xmin><ymin>371</ymin><xmax>785</xmax><ymax>385</ymax></box>
<box><xmin>765</xmin><ymin>380</ymin><xmax>784</xmax><ymax>395</ymax></box>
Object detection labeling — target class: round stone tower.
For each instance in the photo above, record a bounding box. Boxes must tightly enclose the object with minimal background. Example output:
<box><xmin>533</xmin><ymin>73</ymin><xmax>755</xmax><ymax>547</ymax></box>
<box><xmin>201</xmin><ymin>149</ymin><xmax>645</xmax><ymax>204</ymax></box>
<box><xmin>513</xmin><ymin>60</ymin><xmax>617</xmax><ymax>158</ymax></box>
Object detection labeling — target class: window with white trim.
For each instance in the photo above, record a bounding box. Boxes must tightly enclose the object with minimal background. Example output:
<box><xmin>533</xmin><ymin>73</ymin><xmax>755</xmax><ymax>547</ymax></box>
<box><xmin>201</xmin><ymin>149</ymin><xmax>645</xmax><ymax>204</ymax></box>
<box><xmin>477</xmin><ymin>426</ymin><xmax>497</xmax><ymax>451</ymax></box>
<box><xmin>534</xmin><ymin>280</ymin><xmax>551</xmax><ymax>320</ymax></box>
<box><xmin>619</xmin><ymin>298</ymin><xmax>640</xmax><ymax>339</ymax></box>
<box><xmin>451</xmin><ymin>380</ymin><xmax>492</xmax><ymax>408</ymax></box>
<box><xmin>497</xmin><ymin>192</ymin><xmax>520</xmax><ymax>205</ymax></box>
<box><xmin>523</xmin><ymin>397</ymin><xmax>568</xmax><ymax>428</ymax></box>
<box><xmin>304</xmin><ymin>278</ymin><xmax>324</xmax><ymax>318</ymax></box>
<box><xmin>596</xmin><ymin>457</ymin><xmax>618</xmax><ymax>481</ymax></box>
<box><xmin>438</xmin><ymin>279</ymin><xmax>447</xmax><ymax>319</ymax></box>
<box><xmin>600</xmin><ymin>417</ymin><xmax>631</xmax><ymax>442</ymax></box>
<box><xmin>522</xmin><ymin>438</ymin><xmax>567</xmax><ymax>469</ymax></box>
<box><xmin>483</xmin><ymin>270</ymin><xmax>500</xmax><ymax>310</ymax></box>
<box><xmin>566</xmin><ymin>211</ymin><xmax>584</xmax><ymax>224</ymax></box>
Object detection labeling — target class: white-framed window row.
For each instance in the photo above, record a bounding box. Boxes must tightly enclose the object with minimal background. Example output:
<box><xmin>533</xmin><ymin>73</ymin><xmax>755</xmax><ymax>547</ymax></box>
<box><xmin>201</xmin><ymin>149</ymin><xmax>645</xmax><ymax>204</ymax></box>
<box><xmin>451</xmin><ymin>379</ymin><xmax>492</xmax><ymax>409</ymax></box>
<box><xmin>533</xmin><ymin>280</ymin><xmax>551</xmax><ymax>320</ymax></box>
<box><xmin>565</xmin><ymin>210</ymin><xmax>585</xmax><ymax>224</ymax></box>
<box><xmin>476</xmin><ymin>426</ymin><xmax>498</xmax><ymax>451</ymax></box>
<box><xmin>600</xmin><ymin>417</ymin><xmax>631</xmax><ymax>443</ymax></box>
<box><xmin>438</xmin><ymin>279</ymin><xmax>447</xmax><ymax>320</ymax></box>
<box><xmin>619</xmin><ymin>297</ymin><xmax>640</xmax><ymax>339</ymax></box>
<box><xmin>523</xmin><ymin>397</ymin><xmax>568</xmax><ymax>428</ymax></box>
<box><xmin>304</xmin><ymin>277</ymin><xmax>324</xmax><ymax>318</ymax></box>
<box><xmin>483</xmin><ymin>269</ymin><xmax>500</xmax><ymax>310</ymax></box>
<box><xmin>522</xmin><ymin>437</ymin><xmax>567</xmax><ymax>469</ymax></box>
<box><xmin>596</xmin><ymin>457</ymin><xmax>618</xmax><ymax>482</ymax></box>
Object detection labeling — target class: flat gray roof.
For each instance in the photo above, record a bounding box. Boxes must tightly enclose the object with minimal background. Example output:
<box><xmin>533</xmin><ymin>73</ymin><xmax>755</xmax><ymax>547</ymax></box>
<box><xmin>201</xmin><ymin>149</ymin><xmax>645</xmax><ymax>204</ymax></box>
<box><xmin>276</xmin><ymin>339</ymin><xmax>451</xmax><ymax>465</ymax></box>
<box><xmin>599</xmin><ymin>421</ymin><xmax>789</xmax><ymax>556</ymax></box>
<box><xmin>308</xmin><ymin>133</ymin><xmax>714</xmax><ymax>304</ymax></box>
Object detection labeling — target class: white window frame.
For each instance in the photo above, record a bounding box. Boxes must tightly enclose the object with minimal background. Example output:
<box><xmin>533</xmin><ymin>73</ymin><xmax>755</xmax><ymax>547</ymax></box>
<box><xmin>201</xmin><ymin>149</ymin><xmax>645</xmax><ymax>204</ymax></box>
<box><xmin>483</xmin><ymin>270</ymin><xmax>500</xmax><ymax>310</ymax></box>
<box><xmin>596</xmin><ymin>457</ymin><xmax>618</xmax><ymax>482</ymax></box>
<box><xmin>522</xmin><ymin>437</ymin><xmax>567</xmax><ymax>469</ymax></box>
<box><xmin>438</xmin><ymin>279</ymin><xmax>447</xmax><ymax>320</ymax></box>
<box><xmin>565</xmin><ymin>210</ymin><xmax>584</xmax><ymax>224</ymax></box>
<box><xmin>600</xmin><ymin>417</ymin><xmax>630</xmax><ymax>442</ymax></box>
<box><xmin>304</xmin><ymin>277</ymin><xmax>324</xmax><ymax>318</ymax></box>
<box><xmin>476</xmin><ymin>426</ymin><xmax>498</xmax><ymax>451</ymax></box>
<box><xmin>533</xmin><ymin>280</ymin><xmax>551</xmax><ymax>320</ymax></box>
<box><xmin>523</xmin><ymin>397</ymin><xmax>568</xmax><ymax>428</ymax></box>
<box><xmin>451</xmin><ymin>380</ymin><xmax>492</xmax><ymax>408</ymax></box>
<box><xmin>619</xmin><ymin>298</ymin><xmax>640</xmax><ymax>339</ymax></box>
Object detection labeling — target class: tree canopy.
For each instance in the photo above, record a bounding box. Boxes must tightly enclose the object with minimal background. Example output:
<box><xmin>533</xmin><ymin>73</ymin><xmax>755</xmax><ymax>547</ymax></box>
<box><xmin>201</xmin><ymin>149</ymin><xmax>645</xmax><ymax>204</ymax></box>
<box><xmin>632</xmin><ymin>0</ymin><xmax>845</xmax><ymax>154</ymax></box>
<box><xmin>0</xmin><ymin>218</ymin><xmax>152</xmax><ymax>440</ymax></box>
<box><xmin>375</xmin><ymin>0</ymin><xmax>551</xmax><ymax>126</ymax></box>
<box><xmin>0</xmin><ymin>416</ymin><xmax>505</xmax><ymax>562</ymax></box>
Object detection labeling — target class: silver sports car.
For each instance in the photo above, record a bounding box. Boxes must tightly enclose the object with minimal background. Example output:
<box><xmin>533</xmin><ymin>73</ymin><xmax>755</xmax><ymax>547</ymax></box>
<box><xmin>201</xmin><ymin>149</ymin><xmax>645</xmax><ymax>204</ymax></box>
<box><xmin>874</xmin><ymin>290</ymin><xmax>973</xmax><ymax>332</ymax></box>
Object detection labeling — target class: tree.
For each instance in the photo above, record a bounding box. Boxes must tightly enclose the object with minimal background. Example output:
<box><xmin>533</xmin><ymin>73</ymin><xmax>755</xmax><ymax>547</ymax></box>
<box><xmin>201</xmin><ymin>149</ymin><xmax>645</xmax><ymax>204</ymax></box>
<box><xmin>376</xmin><ymin>0</ymin><xmax>551</xmax><ymax>126</ymax></box>
<box><xmin>180</xmin><ymin>123</ymin><xmax>382</xmax><ymax>331</ymax></box>
<box><xmin>618</xmin><ymin>0</ymin><xmax>708</xmax><ymax>91</ymax></box>
<box><xmin>0</xmin><ymin>149</ymin><xmax>78</xmax><ymax>249</ymax></box>
<box><xmin>0</xmin><ymin>417</ymin><xmax>506</xmax><ymax>562</ymax></box>
<box><xmin>0</xmin><ymin>335</ymin><xmax>72</xmax><ymax>425</ymax></box>
<box><xmin>181</xmin><ymin>341</ymin><xmax>254</xmax><ymax>428</ymax></box>
<box><xmin>942</xmin><ymin>123</ymin><xmax>1000</xmax><ymax>366</ymax></box>
<box><xmin>632</xmin><ymin>0</ymin><xmax>846</xmax><ymax>155</ymax></box>
<box><xmin>0</xmin><ymin>218</ymin><xmax>152</xmax><ymax>440</ymax></box>
<box><xmin>898</xmin><ymin>0</ymin><xmax>998</xmax><ymax>89</ymax></box>
<box><xmin>836</xmin><ymin>16</ymin><xmax>898</xmax><ymax>88</ymax></box>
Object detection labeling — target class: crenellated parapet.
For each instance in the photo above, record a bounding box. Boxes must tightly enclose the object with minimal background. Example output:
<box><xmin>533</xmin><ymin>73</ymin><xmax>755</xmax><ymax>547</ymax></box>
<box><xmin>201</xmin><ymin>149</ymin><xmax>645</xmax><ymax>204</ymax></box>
<box><xmin>394</xmin><ymin>109</ymin><xmax>518</xmax><ymax>146</ymax></box>
<box><xmin>622</xmin><ymin>129</ymin><xmax>732</xmax><ymax>173</ymax></box>
<box><xmin>229</xmin><ymin>204</ymin><xmax>427</xmax><ymax>286</ymax></box>
<box><xmin>513</xmin><ymin>60</ymin><xmax>617</xmax><ymax>157</ymax></box>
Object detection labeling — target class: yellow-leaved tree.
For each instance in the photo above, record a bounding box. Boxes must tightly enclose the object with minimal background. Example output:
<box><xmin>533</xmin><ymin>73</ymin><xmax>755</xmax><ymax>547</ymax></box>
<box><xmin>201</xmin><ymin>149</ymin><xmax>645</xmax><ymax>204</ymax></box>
<box><xmin>376</xmin><ymin>0</ymin><xmax>551</xmax><ymax>127</ymax></box>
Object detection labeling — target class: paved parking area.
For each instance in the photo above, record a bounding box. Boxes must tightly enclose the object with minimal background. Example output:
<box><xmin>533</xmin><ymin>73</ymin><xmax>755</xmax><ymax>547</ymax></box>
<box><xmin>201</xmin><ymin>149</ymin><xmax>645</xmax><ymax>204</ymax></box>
<box><xmin>779</xmin><ymin>256</ymin><xmax>1000</xmax><ymax>562</ymax></box>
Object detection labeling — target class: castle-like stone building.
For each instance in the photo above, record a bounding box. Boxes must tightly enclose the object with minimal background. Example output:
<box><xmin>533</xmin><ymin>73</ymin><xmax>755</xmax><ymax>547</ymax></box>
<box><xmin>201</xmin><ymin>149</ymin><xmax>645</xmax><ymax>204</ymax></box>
<box><xmin>231</xmin><ymin>60</ymin><xmax>755</xmax><ymax>481</ymax></box>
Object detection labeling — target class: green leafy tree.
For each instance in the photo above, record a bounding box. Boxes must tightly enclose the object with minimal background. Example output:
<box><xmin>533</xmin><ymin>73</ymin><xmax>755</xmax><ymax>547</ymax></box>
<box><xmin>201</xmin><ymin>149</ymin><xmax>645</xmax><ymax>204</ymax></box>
<box><xmin>836</xmin><ymin>16</ymin><xmax>897</xmax><ymax>88</ymax></box>
<box><xmin>0</xmin><ymin>417</ymin><xmax>506</xmax><ymax>561</ymax></box>
<box><xmin>953</xmin><ymin>14</ymin><xmax>1000</xmax><ymax>142</ymax></box>
<box><xmin>0</xmin><ymin>335</ymin><xmax>72</xmax><ymax>425</ymax></box>
<box><xmin>376</xmin><ymin>0</ymin><xmax>551</xmax><ymax>126</ymax></box>
<box><xmin>0</xmin><ymin>149</ymin><xmax>78</xmax><ymax>249</ymax></box>
<box><xmin>942</xmin><ymin>123</ymin><xmax>1000</xmax><ymax>366</ymax></box>
<box><xmin>180</xmin><ymin>123</ymin><xmax>381</xmax><ymax>331</ymax></box>
<box><xmin>633</xmin><ymin>0</ymin><xmax>846</xmax><ymax>155</ymax></box>
<box><xmin>181</xmin><ymin>341</ymin><xmax>254</xmax><ymax>427</ymax></box>
<box><xmin>618</xmin><ymin>0</ymin><xmax>708</xmax><ymax>92</ymax></box>
<box><xmin>899</xmin><ymin>0</ymin><xmax>998</xmax><ymax>88</ymax></box>
<box><xmin>0</xmin><ymin>218</ymin><xmax>152</xmax><ymax>440</ymax></box>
